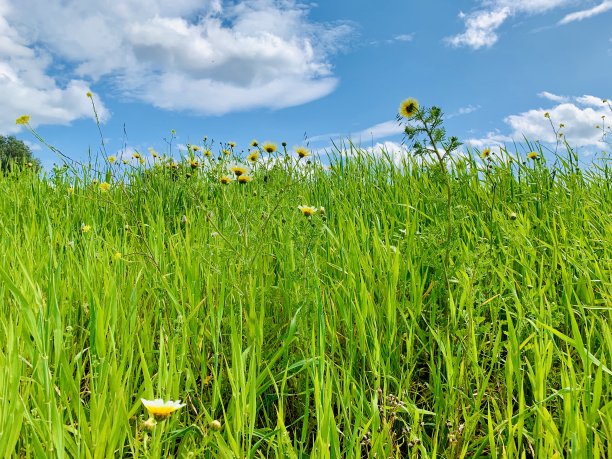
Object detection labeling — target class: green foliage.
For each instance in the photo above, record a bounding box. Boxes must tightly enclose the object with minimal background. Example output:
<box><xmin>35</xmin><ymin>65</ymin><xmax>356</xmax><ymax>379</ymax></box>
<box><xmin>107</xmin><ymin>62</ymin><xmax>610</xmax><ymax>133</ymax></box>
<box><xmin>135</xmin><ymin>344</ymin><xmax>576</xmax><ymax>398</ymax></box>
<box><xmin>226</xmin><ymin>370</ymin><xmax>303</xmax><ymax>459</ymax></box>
<box><xmin>0</xmin><ymin>135</ymin><xmax>40</xmax><ymax>172</ymax></box>
<box><xmin>1</xmin><ymin>99</ymin><xmax>611</xmax><ymax>456</ymax></box>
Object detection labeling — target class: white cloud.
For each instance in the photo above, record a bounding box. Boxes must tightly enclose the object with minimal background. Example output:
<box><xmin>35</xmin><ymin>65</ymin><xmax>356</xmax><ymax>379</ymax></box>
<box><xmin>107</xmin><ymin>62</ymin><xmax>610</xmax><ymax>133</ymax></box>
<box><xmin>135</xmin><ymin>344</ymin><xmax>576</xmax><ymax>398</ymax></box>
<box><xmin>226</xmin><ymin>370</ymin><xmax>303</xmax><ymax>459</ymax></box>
<box><xmin>464</xmin><ymin>131</ymin><xmax>513</xmax><ymax>149</ymax></box>
<box><xmin>538</xmin><ymin>91</ymin><xmax>570</xmax><ymax>103</ymax></box>
<box><xmin>1</xmin><ymin>0</ymin><xmax>350</xmax><ymax>129</ymax></box>
<box><xmin>446</xmin><ymin>7</ymin><xmax>511</xmax><ymax>49</ymax></box>
<box><xmin>0</xmin><ymin>0</ymin><xmax>106</xmax><ymax>134</ymax></box>
<box><xmin>446</xmin><ymin>0</ymin><xmax>606</xmax><ymax>49</ymax></box>
<box><xmin>558</xmin><ymin>0</ymin><xmax>612</xmax><ymax>24</ymax></box>
<box><xmin>355</xmin><ymin>120</ymin><xmax>404</xmax><ymax>140</ymax></box>
<box><xmin>505</xmin><ymin>95</ymin><xmax>610</xmax><ymax>147</ymax></box>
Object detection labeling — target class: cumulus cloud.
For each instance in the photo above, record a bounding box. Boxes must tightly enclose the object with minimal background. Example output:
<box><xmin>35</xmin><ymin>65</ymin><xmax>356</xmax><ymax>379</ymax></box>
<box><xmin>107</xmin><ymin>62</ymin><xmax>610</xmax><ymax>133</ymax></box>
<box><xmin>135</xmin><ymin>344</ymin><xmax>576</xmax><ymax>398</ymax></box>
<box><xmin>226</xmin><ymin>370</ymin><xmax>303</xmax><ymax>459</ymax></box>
<box><xmin>446</xmin><ymin>0</ymin><xmax>608</xmax><ymax>49</ymax></box>
<box><xmin>505</xmin><ymin>97</ymin><xmax>610</xmax><ymax>147</ymax></box>
<box><xmin>0</xmin><ymin>0</ymin><xmax>106</xmax><ymax>134</ymax></box>
<box><xmin>1</xmin><ymin>0</ymin><xmax>351</xmax><ymax>132</ymax></box>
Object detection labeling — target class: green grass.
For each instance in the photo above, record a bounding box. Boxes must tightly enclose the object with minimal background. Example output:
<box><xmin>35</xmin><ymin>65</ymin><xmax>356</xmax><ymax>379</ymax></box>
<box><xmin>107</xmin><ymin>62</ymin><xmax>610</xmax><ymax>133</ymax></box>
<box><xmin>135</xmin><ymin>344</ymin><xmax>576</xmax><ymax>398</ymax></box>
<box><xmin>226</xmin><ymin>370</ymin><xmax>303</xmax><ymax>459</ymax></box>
<box><xmin>0</xmin><ymin>139</ymin><xmax>611</xmax><ymax>458</ymax></box>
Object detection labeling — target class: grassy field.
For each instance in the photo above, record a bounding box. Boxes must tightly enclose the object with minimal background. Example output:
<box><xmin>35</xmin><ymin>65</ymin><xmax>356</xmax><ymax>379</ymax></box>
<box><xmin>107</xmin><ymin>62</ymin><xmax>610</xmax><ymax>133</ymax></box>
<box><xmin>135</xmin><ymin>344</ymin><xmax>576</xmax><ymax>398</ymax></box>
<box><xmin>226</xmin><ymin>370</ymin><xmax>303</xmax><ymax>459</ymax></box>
<box><xmin>1</xmin><ymin>107</ymin><xmax>611</xmax><ymax>457</ymax></box>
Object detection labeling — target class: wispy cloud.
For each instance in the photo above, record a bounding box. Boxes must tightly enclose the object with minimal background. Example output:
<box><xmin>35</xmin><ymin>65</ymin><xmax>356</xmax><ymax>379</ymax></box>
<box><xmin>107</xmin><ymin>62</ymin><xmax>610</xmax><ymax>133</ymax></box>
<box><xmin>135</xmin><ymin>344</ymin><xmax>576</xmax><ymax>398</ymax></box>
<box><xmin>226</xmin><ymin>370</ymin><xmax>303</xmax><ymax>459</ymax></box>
<box><xmin>558</xmin><ymin>0</ymin><xmax>612</xmax><ymax>24</ymax></box>
<box><xmin>448</xmin><ymin>104</ymin><xmax>481</xmax><ymax>118</ymax></box>
<box><xmin>445</xmin><ymin>0</ymin><xmax>608</xmax><ymax>49</ymax></box>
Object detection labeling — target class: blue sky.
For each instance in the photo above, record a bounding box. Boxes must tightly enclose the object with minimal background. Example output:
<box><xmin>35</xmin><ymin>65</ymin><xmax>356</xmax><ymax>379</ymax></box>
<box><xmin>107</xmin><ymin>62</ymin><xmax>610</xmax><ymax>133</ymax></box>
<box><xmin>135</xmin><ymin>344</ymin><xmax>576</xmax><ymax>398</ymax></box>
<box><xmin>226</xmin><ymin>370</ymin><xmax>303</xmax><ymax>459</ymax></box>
<box><xmin>2</xmin><ymin>0</ymin><xmax>611</xmax><ymax>167</ymax></box>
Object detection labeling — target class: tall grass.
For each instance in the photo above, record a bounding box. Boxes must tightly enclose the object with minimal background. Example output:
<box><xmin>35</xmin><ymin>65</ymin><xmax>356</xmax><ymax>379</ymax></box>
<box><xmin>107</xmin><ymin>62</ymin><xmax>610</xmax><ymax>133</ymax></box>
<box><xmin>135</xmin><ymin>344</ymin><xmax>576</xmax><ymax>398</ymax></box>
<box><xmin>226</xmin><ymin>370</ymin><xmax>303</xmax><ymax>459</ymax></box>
<box><xmin>0</xmin><ymin>132</ymin><xmax>611</xmax><ymax>457</ymax></box>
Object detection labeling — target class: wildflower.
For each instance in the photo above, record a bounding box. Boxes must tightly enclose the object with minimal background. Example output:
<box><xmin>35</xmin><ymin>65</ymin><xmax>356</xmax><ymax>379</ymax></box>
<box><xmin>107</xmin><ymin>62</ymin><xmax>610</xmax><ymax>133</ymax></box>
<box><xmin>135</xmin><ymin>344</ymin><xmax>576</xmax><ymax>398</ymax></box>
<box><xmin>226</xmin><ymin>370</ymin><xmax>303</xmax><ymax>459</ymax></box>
<box><xmin>81</xmin><ymin>224</ymin><xmax>92</xmax><ymax>233</ymax></box>
<box><xmin>140</xmin><ymin>398</ymin><xmax>185</xmax><ymax>420</ymax></box>
<box><xmin>219</xmin><ymin>176</ymin><xmax>232</xmax><ymax>184</ymax></box>
<box><xmin>228</xmin><ymin>141</ymin><xmax>236</xmax><ymax>148</ymax></box>
<box><xmin>67</xmin><ymin>187</ymin><xmax>75</xmax><ymax>194</ymax></box>
<box><xmin>27</xmin><ymin>162</ymin><xmax>33</xmax><ymax>168</ymax></box>
<box><xmin>113</xmin><ymin>252</ymin><xmax>122</xmax><ymax>261</ymax></box>
<box><xmin>251</xmin><ymin>139</ymin><xmax>259</xmax><ymax>147</ymax></box>
<box><xmin>211</xmin><ymin>231</ymin><xmax>219</xmax><ymax>237</ymax></box>
<box><xmin>559</xmin><ymin>123</ymin><xmax>565</xmax><ymax>128</ymax></box>
<box><xmin>544</xmin><ymin>112</ymin><xmax>550</xmax><ymax>118</ymax></box>
<box><xmin>319</xmin><ymin>206</ymin><xmax>326</xmax><ymax>216</ymax></box>
<box><xmin>508</xmin><ymin>212</ymin><xmax>517</xmax><ymax>220</ymax></box>
<box><xmin>295</xmin><ymin>147</ymin><xmax>310</xmax><ymax>158</ymax></box>
<box><xmin>16</xmin><ymin>115</ymin><xmax>30</xmax><ymax>125</ymax></box>
<box><xmin>132</xmin><ymin>152</ymin><xmax>141</xmax><ymax>160</ymax></box>
<box><xmin>99</xmin><ymin>182</ymin><xmax>111</xmax><ymax>192</ymax></box>
<box><xmin>86</xmin><ymin>91</ymin><xmax>93</xmax><ymax>98</ymax></box>
<box><xmin>262</xmin><ymin>142</ymin><xmax>277</xmax><ymax>154</ymax></box>
<box><xmin>399</xmin><ymin>98</ymin><xmax>419</xmax><ymax>119</ymax></box>
<box><xmin>298</xmin><ymin>205</ymin><xmax>317</xmax><ymax>217</ymax></box>
<box><xmin>210</xmin><ymin>420</ymin><xmax>222</xmax><ymax>431</ymax></box>
<box><xmin>143</xmin><ymin>417</ymin><xmax>157</xmax><ymax>431</ymax></box>
<box><xmin>247</xmin><ymin>151</ymin><xmax>260</xmax><ymax>162</ymax></box>
<box><xmin>192</xmin><ymin>145</ymin><xmax>201</xmax><ymax>152</ymax></box>
<box><xmin>480</xmin><ymin>148</ymin><xmax>491</xmax><ymax>159</ymax></box>
<box><xmin>230</xmin><ymin>165</ymin><xmax>248</xmax><ymax>176</ymax></box>
<box><xmin>203</xmin><ymin>149</ymin><xmax>212</xmax><ymax>157</ymax></box>
<box><xmin>91</xmin><ymin>179</ymin><xmax>99</xmax><ymax>185</ymax></box>
<box><xmin>237</xmin><ymin>175</ymin><xmax>252</xmax><ymax>183</ymax></box>
<box><xmin>190</xmin><ymin>160</ymin><xmax>199</xmax><ymax>169</ymax></box>
<box><xmin>527</xmin><ymin>151</ymin><xmax>539</xmax><ymax>160</ymax></box>
<box><xmin>108</xmin><ymin>155</ymin><xmax>117</xmax><ymax>164</ymax></box>
<box><xmin>282</xmin><ymin>142</ymin><xmax>287</xmax><ymax>147</ymax></box>
<box><xmin>221</xmin><ymin>149</ymin><xmax>231</xmax><ymax>156</ymax></box>
<box><xmin>181</xmin><ymin>215</ymin><xmax>188</xmax><ymax>224</ymax></box>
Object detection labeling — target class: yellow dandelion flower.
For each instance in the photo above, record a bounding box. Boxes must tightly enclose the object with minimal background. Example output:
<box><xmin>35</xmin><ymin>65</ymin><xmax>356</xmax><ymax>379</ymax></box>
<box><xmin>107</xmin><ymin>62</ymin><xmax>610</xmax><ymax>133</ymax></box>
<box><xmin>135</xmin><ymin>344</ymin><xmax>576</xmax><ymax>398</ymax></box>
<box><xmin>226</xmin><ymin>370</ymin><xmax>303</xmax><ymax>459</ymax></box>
<box><xmin>86</xmin><ymin>91</ymin><xmax>93</xmax><ymax>98</ymax></box>
<box><xmin>247</xmin><ymin>151</ymin><xmax>260</xmax><ymax>162</ymax></box>
<box><xmin>203</xmin><ymin>149</ymin><xmax>212</xmax><ymax>157</ymax></box>
<box><xmin>295</xmin><ymin>147</ymin><xmax>310</xmax><ymax>158</ymax></box>
<box><xmin>251</xmin><ymin>139</ymin><xmax>259</xmax><ymax>147</ymax></box>
<box><xmin>67</xmin><ymin>187</ymin><xmax>75</xmax><ymax>194</ymax></box>
<box><xmin>122</xmin><ymin>159</ymin><xmax>129</xmax><ymax>164</ymax></box>
<box><xmin>262</xmin><ymin>142</ymin><xmax>277</xmax><ymax>154</ymax></box>
<box><xmin>16</xmin><ymin>115</ymin><xmax>30</xmax><ymax>125</ymax></box>
<box><xmin>220</xmin><ymin>176</ymin><xmax>232</xmax><ymax>184</ymax></box>
<box><xmin>228</xmin><ymin>141</ymin><xmax>236</xmax><ymax>148</ymax></box>
<box><xmin>298</xmin><ymin>205</ymin><xmax>317</xmax><ymax>217</ymax></box>
<box><xmin>527</xmin><ymin>151</ymin><xmax>539</xmax><ymax>160</ymax></box>
<box><xmin>190</xmin><ymin>160</ymin><xmax>199</xmax><ymax>169</ymax></box>
<box><xmin>91</xmin><ymin>179</ymin><xmax>99</xmax><ymax>185</ymax></box>
<box><xmin>237</xmin><ymin>175</ymin><xmax>252</xmax><ymax>183</ymax></box>
<box><xmin>113</xmin><ymin>252</ymin><xmax>122</xmax><ymax>261</ymax></box>
<box><xmin>140</xmin><ymin>398</ymin><xmax>185</xmax><ymax>420</ymax></box>
<box><xmin>108</xmin><ymin>155</ymin><xmax>117</xmax><ymax>164</ymax></box>
<box><xmin>192</xmin><ymin>145</ymin><xmax>201</xmax><ymax>152</ymax></box>
<box><xmin>99</xmin><ymin>182</ymin><xmax>111</xmax><ymax>192</ymax></box>
<box><xmin>399</xmin><ymin>98</ymin><xmax>419</xmax><ymax>119</ymax></box>
<box><xmin>221</xmin><ymin>149</ymin><xmax>231</xmax><ymax>156</ymax></box>
<box><xmin>139</xmin><ymin>158</ymin><xmax>145</xmax><ymax>165</ymax></box>
<box><xmin>81</xmin><ymin>224</ymin><xmax>92</xmax><ymax>233</ymax></box>
<box><xmin>132</xmin><ymin>152</ymin><xmax>141</xmax><ymax>159</ymax></box>
<box><xmin>230</xmin><ymin>165</ymin><xmax>248</xmax><ymax>176</ymax></box>
<box><xmin>480</xmin><ymin>148</ymin><xmax>491</xmax><ymax>159</ymax></box>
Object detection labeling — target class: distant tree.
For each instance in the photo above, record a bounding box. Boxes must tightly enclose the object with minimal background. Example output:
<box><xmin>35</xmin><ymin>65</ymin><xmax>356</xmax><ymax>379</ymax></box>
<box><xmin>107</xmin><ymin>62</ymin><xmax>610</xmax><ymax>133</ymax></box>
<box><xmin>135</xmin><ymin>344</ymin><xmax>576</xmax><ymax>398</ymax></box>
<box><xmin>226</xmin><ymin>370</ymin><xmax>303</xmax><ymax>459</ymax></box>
<box><xmin>0</xmin><ymin>135</ymin><xmax>41</xmax><ymax>172</ymax></box>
